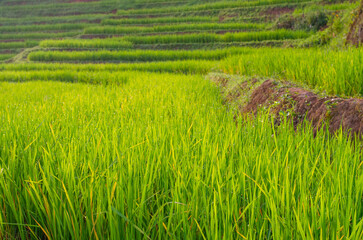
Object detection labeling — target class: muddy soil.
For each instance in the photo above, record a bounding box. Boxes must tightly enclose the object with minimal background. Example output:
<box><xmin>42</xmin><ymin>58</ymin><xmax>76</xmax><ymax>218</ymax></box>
<box><xmin>211</xmin><ymin>74</ymin><xmax>363</xmax><ymax>138</ymax></box>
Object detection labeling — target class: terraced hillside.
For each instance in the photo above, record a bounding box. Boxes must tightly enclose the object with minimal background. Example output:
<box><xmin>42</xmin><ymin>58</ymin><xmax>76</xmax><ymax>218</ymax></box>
<box><xmin>0</xmin><ymin>0</ymin><xmax>357</xmax><ymax>61</ymax></box>
<box><xmin>0</xmin><ymin>0</ymin><xmax>362</xmax><ymax>239</ymax></box>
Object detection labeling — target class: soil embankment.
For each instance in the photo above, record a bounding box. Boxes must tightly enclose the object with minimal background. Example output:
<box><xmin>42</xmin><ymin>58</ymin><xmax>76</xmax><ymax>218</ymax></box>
<box><xmin>210</xmin><ymin>74</ymin><xmax>363</xmax><ymax>138</ymax></box>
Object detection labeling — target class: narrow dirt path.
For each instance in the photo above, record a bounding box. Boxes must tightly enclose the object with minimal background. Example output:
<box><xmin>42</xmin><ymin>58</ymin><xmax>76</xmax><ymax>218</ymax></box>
<box><xmin>5</xmin><ymin>46</ymin><xmax>41</xmax><ymax>63</ymax></box>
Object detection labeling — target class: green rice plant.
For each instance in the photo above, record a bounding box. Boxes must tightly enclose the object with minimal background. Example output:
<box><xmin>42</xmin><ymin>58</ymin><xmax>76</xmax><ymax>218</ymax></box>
<box><xmin>0</xmin><ymin>70</ymin><xmax>129</xmax><ymax>84</ymax></box>
<box><xmin>40</xmin><ymin>39</ymin><xmax>133</xmax><ymax>50</ymax></box>
<box><xmin>0</xmin><ymin>0</ymin><xmax>49</xmax><ymax>5</ymax></box>
<box><xmin>221</xmin><ymin>47</ymin><xmax>363</xmax><ymax>96</ymax></box>
<box><xmin>131</xmin><ymin>40</ymin><xmax>291</xmax><ymax>50</ymax></box>
<box><xmin>0</xmin><ymin>72</ymin><xmax>361</xmax><ymax>239</ymax></box>
<box><xmin>0</xmin><ymin>60</ymin><xmax>217</xmax><ymax>74</ymax></box>
<box><xmin>123</xmin><ymin>33</ymin><xmax>219</xmax><ymax>44</ymax></box>
<box><xmin>0</xmin><ymin>13</ymin><xmax>107</xmax><ymax>26</ymax></box>
<box><xmin>0</xmin><ymin>0</ymin><xmax>127</xmax><ymax>18</ymax></box>
<box><xmin>101</xmin><ymin>16</ymin><xmax>219</xmax><ymax>25</ymax></box>
<box><xmin>223</xmin><ymin>29</ymin><xmax>311</xmax><ymax>41</ymax></box>
<box><xmin>123</xmin><ymin>30</ymin><xmax>311</xmax><ymax>44</ymax></box>
<box><xmin>131</xmin><ymin>0</ymin><xmax>190</xmax><ymax>9</ymax></box>
<box><xmin>0</xmin><ymin>40</ymin><xmax>38</xmax><ymax>49</ymax></box>
<box><xmin>117</xmin><ymin>0</ymin><xmax>312</xmax><ymax>15</ymax></box>
<box><xmin>293</xmin><ymin>1</ymin><xmax>359</xmax><ymax>15</ymax></box>
<box><xmin>27</xmin><ymin>48</ymin><xmax>251</xmax><ymax>62</ymax></box>
<box><xmin>116</xmin><ymin>1</ymin><xmax>309</xmax><ymax>19</ymax></box>
<box><xmin>84</xmin><ymin>22</ymin><xmax>266</xmax><ymax>35</ymax></box>
<box><xmin>0</xmin><ymin>1</ymin><xmax>362</xmax><ymax>239</ymax></box>
<box><xmin>0</xmin><ymin>54</ymin><xmax>15</xmax><ymax>61</ymax></box>
<box><xmin>0</xmin><ymin>23</ymin><xmax>93</xmax><ymax>33</ymax></box>
<box><xmin>0</xmin><ymin>31</ymin><xmax>81</xmax><ymax>40</ymax></box>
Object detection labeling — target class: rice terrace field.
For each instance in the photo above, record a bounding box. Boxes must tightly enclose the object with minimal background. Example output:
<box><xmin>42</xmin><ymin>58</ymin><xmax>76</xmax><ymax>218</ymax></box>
<box><xmin>0</xmin><ymin>0</ymin><xmax>362</xmax><ymax>239</ymax></box>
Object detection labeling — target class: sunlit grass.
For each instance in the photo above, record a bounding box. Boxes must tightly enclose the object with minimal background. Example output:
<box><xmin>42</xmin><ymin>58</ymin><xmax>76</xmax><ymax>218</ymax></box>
<box><xmin>221</xmin><ymin>47</ymin><xmax>363</xmax><ymax>96</ymax></box>
<box><xmin>27</xmin><ymin>48</ymin><xmax>250</xmax><ymax>62</ymax></box>
<box><xmin>0</xmin><ymin>72</ymin><xmax>362</xmax><ymax>239</ymax></box>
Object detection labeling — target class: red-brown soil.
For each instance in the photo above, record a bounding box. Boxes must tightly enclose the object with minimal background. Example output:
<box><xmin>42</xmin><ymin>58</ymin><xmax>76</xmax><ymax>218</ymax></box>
<box><xmin>211</xmin><ymin>74</ymin><xmax>363</xmax><ymax>138</ymax></box>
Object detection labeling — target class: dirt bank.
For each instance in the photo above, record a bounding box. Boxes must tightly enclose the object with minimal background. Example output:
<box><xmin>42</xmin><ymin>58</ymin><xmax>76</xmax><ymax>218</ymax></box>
<box><xmin>210</xmin><ymin>74</ymin><xmax>363</xmax><ymax>138</ymax></box>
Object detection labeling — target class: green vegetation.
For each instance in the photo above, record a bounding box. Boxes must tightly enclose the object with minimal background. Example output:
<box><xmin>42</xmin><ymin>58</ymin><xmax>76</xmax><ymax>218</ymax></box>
<box><xmin>27</xmin><ymin>48</ymin><xmax>250</xmax><ymax>62</ymax></box>
<box><xmin>101</xmin><ymin>16</ymin><xmax>219</xmax><ymax>25</ymax></box>
<box><xmin>0</xmin><ymin>14</ymin><xmax>108</xmax><ymax>26</ymax></box>
<box><xmin>0</xmin><ymin>60</ymin><xmax>217</xmax><ymax>74</ymax></box>
<box><xmin>0</xmin><ymin>31</ymin><xmax>81</xmax><ymax>40</ymax></box>
<box><xmin>124</xmin><ymin>30</ymin><xmax>311</xmax><ymax>44</ymax></box>
<box><xmin>0</xmin><ymin>54</ymin><xmax>15</xmax><ymax>61</ymax></box>
<box><xmin>40</xmin><ymin>39</ymin><xmax>133</xmax><ymax>50</ymax></box>
<box><xmin>0</xmin><ymin>73</ymin><xmax>362</xmax><ymax>239</ymax></box>
<box><xmin>0</xmin><ymin>0</ymin><xmax>126</xmax><ymax>17</ymax></box>
<box><xmin>40</xmin><ymin>30</ymin><xmax>309</xmax><ymax>49</ymax></box>
<box><xmin>0</xmin><ymin>70</ymin><xmax>130</xmax><ymax>84</ymax></box>
<box><xmin>0</xmin><ymin>41</ymin><xmax>38</xmax><ymax>49</ymax></box>
<box><xmin>0</xmin><ymin>23</ymin><xmax>93</xmax><ymax>33</ymax></box>
<box><xmin>221</xmin><ymin>47</ymin><xmax>363</xmax><ymax>96</ymax></box>
<box><xmin>293</xmin><ymin>1</ymin><xmax>359</xmax><ymax>14</ymax></box>
<box><xmin>84</xmin><ymin>22</ymin><xmax>267</xmax><ymax>35</ymax></box>
<box><xmin>117</xmin><ymin>0</ymin><xmax>311</xmax><ymax>15</ymax></box>
<box><xmin>0</xmin><ymin>0</ymin><xmax>362</xmax><ymax>239</ymax></box>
